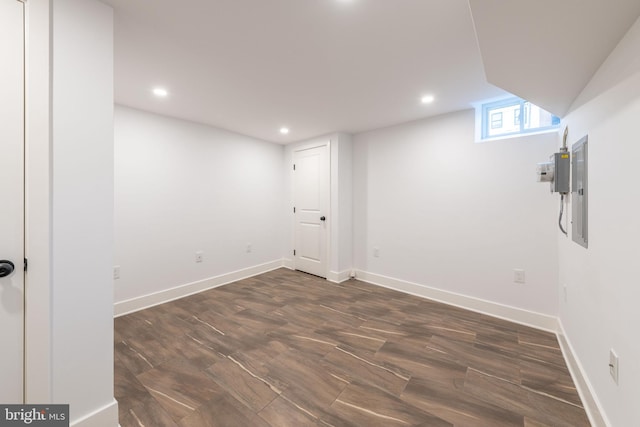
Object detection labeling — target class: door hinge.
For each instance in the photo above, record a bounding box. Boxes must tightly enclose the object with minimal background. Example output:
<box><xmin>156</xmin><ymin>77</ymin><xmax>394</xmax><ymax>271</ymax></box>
<box><xmin>24</xmin><ymin>258</ymin><xmax>28</xmax><ymax>272</ymax></box>
<box><xmin>293</xmin><ymin>164</ymin><xmax>296</xmax><ymax>171</ymax></box>
<box><xmin>293</xmin><ymin>207</ymin><xmax>296</xmax><ymax>213</ymax></box>
<box><xmin>293</xmin><ymin>250</ymin><xmax>296</xmax><ymax>256</ymax></box>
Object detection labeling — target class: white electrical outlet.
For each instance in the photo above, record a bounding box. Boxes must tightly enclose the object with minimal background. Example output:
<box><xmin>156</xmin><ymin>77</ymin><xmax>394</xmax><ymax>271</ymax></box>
<box><xmin>195</xmin><ymin>251</ymin><xmax>203</xmax><ymax>263</ymax></box>
<box><xmin>113</xmin><ymin>265</ymin><xmax>120</xmax><ymax>280</ymax></box>
<box><xmin>246</xmin><ymin>243</ymin><xmax>252</xmax><ymax>253</ymax></box>
<box><xmin>514</xmin><ymin>269</ymin><xmax>525</xmax><ymax>284</ymax></box>
<box><xmin>373</xmin><ymin>247</ymin><xmax>380</xmax><ymax>258</ymax></box>
<box><xmin>609</xmin><ymin>349</ymin><xmax>619</xmax><ymax>384</ymax></box>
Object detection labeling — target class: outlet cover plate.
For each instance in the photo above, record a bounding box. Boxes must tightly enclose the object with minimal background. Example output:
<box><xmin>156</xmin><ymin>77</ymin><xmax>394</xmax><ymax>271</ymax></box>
<box><xmin>610</xmin><ymin>349</ymin><xmax>619</xmax><ymax>384</ymax></box>
<box><xmin>514</xmin><ymin>269</ymin><xmax>525</xmax><ymax>284</ymax></box>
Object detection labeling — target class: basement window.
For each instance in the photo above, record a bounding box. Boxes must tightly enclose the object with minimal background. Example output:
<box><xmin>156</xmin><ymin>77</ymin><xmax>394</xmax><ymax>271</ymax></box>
<box><xmin>478</xmin><ymin>96</ymin><xmax>560</xmax><ymax>141</ymax></box>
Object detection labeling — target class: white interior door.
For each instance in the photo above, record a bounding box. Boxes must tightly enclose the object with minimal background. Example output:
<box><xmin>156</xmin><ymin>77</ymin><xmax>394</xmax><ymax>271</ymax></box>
<box><xmin>0</xmin><ymin>0</ymin><xmax>25</xmax><ymax>403</ymax></box>
<box><xmin>294</xmin><ymin>145</ymin><xmax>329</xmax><ymax>278</ymax></box>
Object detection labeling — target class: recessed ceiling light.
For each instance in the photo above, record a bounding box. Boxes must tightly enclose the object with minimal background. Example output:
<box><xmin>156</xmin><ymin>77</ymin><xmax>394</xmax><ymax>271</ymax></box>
<box><xmin>421</xmin><ymin>95</ymin><xmax>435</xmax><ymax>104</ymax></box>
<box><xmin>152</xmin><ymin>87</ymin><xmax>168</xmax><ymax>97</ymax></box>
<box><xmin>280</xmin><ymin>127</ymin><xmax>290</xmax><ymax>135</ymax></box>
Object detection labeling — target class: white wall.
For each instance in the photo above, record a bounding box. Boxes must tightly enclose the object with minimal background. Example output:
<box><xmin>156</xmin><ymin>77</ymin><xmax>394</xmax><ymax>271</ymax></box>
<box><xmin>50</xmin><ymin>0</ymin><xmax>117</xmax><ymax>425</ymax></box>
<box><xmin>559</xmin><ymin>16</ymin><xmax>640</xmax><ymax>427</ymax></box>
<box><xmin>114</xmin><ymin>106</ymin><xmax>285</xmax><ymax>307</ymax></box>
<box><xmin>336</xmin><ymin>134</ymin><xmax>353</xmax><ymax>274</ymax></box>
<box><xmin>353</xmin><ymin>110</ymin><xmax>560</xmax><ymax>320</ymax></box>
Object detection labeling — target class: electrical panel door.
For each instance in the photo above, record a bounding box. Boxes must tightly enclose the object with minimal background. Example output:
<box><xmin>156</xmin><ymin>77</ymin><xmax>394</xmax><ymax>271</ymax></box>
<box><xmin>572</xmin><ymin>136</ymin><xmax>588</xmax><ymax>248</ymax></box>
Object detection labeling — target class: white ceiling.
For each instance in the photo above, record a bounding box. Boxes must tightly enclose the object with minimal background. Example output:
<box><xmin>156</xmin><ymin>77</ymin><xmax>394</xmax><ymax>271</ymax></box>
<box><xmin>102</xmin><ymin>0</ymin><xmax>506</xmax><ymax>143</ymax></box>
<box><xmin>102</xmin><ymin>0</ymin><xmax>640</xmax><ymax>144</ymax></box>
<box><xmin>469</xmin><ymin>0</ymin><xmax>640</xmax><ymax>117</ymax></box>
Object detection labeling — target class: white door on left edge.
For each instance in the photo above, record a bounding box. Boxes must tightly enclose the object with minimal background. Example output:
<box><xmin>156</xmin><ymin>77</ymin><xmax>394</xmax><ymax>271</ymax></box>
<box><xmin>293</xmin><ymin>144</ymin><xmax>329</xmax><ymax>278</ymax></box>
<box><xmin>0</xmin><ymin>0</ymin><xmax>25</xmax><ymax>403</ymax></box>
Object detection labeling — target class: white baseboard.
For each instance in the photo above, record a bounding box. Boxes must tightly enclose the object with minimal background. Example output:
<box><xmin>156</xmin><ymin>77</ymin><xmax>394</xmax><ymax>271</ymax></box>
<box><xmin>114</xmin><ymin>260</ymin><xmax>284</xmax><ymax>317</ymax></box>
<box><xmin>71</xmin><ymin>398</ymin><xmax>118</xmax><ymax>427</ymax></box>
<box><xmin>557</xmin><ymin>320</ymin><xmax>609</xmax><ymax>427</ymax></box>
<box><xmin>282</xmin><ymin>260</ymin><xmax>349</xmax><ymax>283</ymax></box>
<box><xmin>282</xmin><ymin>258</ymin><xmax>294</xmax><ymax>270</ymax></box>
<box><xmin>354</xmin><ymin>270</ymin><xmax>558</xmax><ymax>332</ymax></box>
<box><xmin>327</xmin><ymin>269</ymin><xmax>351</xmax><ymax>283</ymax></box>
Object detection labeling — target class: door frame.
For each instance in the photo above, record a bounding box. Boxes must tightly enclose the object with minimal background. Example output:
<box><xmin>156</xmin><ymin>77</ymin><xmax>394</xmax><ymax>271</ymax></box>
<box><xmin>24</xmin><ymin>0</ymin><xmax>53</xmax><ymax>403</ymax></box>
<box><xmin>1</xmin><ymin>0</ymin><xmax>26</xmax><ymax>403</ymax></box>
<box><xmin>291</xmin><ymin>140</ymin><xmax>331</xmax><ymax>279</ymax></box>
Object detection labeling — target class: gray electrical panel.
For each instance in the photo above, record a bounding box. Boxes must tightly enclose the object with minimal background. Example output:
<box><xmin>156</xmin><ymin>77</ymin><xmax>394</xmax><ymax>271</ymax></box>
<box><xmin>552</xmin><ymin>152</ymin><xmax>570</xmax><ymax>193</ymax></box>
<box><xmin>572</xmin><ymin>136</ymin><xmax>588</xmax><ymax>248</ymax></box>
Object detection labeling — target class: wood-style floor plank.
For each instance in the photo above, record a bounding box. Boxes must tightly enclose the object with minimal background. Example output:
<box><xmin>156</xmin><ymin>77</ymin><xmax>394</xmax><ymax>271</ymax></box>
<box><xmin>115</xmin><ymin>268</ymin><xmax>590</xmax><ymax>426</ymax></box>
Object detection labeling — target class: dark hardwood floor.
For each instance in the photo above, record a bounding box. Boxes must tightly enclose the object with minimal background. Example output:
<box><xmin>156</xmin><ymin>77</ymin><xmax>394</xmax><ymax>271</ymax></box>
<box><xmin>114</xmin><ymin>268</ymin><xmax>590</xmax><ymax>427</ymax></box>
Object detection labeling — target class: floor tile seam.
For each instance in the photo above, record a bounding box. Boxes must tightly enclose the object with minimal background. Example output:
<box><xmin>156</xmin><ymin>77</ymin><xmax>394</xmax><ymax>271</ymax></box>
<box><xmin>322</xmin><ymin>355</ymin><xmax>412</xmax><ymax>400</ymax></box>
<box><xmin>466</xmin><ymin>367</ymin><xmax>585</xmax><ymax>410</ymax></box>
<box><xmin>422</xmin><ymin>347</ymin><xmax>521</xmax><ymax>380</ymax></box>
<box><xmin>518</xmin><ymin>383</ymin><xmax>583</xmax><ymax>408</ymax></box>
<box><xmin>144</xmin><ymin>385</ymin><xmax>197</xmax><ymax>413</ymax></box>
<box><xmin>115</xmin><ymin>385</ymin><xmax>155</xmax><ymax>414</ymax></box>
<box><xmin>331</xmin><ymin>398</ymin><xmax>411</xmax><ymax>425</ymax></box>
<box><xmin>334</xmin><ymin>346</ymin><xmax>410</xmax><ymax>381</ymax></box>
<box><xmin>203</xmin><ymin>373</ymin><xmax>269</xmax><ymax>416</ymax></box>
<box><xmin>183</xmin><ymin>332</ymin><xmax>221</xmax><ymax>355</ymax></box>
<box><xmin>192</xmin><ymin>315</ymin><xmax>226</xmax><ymax>336</ymax></box>
<box><xmin>517</xmin><ymin>339</ymin><xmax>562</xmax><ymax>351</ymax></box>
<box><xmin>358</xmin><ymin>325</ymin><xmax>407</xmax><ymax>336</ymax></box>
<box><xmin>127</xmin><ymin>407</ymin><xmax>147</xmax><ymax>427</ymax></box>
<box><xmin>339</xmin><ymin>331</ymin><xmax>386</xmax><ymax>343</ymax></box>
<box><xmin>397</xmin><ymin>392</ymin><xmax>492</xmax><ymax>426</ymax></box>
<box><xmin>256</xmin><ymin>392</ymin><xmax>284</xmax><ymax>422</ymax></box>
<box><xmin>518</xmin><ymin>354</ymin><xmax>569</xmax><ymax>370</ymax></box>
<box><xmin>328</xmin><ymin>372</ymin><xmax>351</xmax><ymax>385</ymax></box>
<box><xmin>226</xmin><ymin>354</ymin><xmax>284</xmax><ymax>395</ymax></box>
<box><xmin>319</xmin><ymin>304</ymin><xmax>367</xmax><ymax>321</ymax></box>
<box><xmin>278</xmin><ymin>394</ymin><xmax>320</xmax><ymax>421</ymax></box>
<box><xmin>119</xmin><ymin>340</ymin><xmax>155</xmax><ymax>369</ymax></box>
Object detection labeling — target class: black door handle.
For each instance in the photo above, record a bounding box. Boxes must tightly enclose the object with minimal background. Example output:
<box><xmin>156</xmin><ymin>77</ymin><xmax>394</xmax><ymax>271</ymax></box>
<box><xmin>0</xmin><ymin>260</ymin><xmax>15</xmax><ymax>278</ymax></box>
<box><xmin>320</xmin><ymin>216</ymin><xmax>326</xmax><ymax>221</ymax></box>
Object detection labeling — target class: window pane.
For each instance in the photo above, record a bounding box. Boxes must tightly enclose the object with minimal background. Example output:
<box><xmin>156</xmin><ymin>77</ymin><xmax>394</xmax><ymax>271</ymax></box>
<box><xmin>487</xmin><ymin>103</ymin><xmax>520</xmax><ymax>137</ymax></box>
<box><xmin>523</xmin><ymin>103</ymin><xmax>557</xmax><ymax>130</ymax></box>
<box><xmin>490</xmin><ymin>112</ymin><xmax>503</xmax><ymax>129</ymax></box>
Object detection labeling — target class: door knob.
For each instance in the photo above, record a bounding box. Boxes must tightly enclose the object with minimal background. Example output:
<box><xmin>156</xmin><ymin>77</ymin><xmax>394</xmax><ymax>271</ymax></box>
<box><xmin>320</xmin><ymin>216</ymin><xmax>326</xmax><ymax>221</ymax></box>
<box><xmin>0</xmin><ymin>260</ymin><xmax>15</xmax><ymax>278</ymax></box>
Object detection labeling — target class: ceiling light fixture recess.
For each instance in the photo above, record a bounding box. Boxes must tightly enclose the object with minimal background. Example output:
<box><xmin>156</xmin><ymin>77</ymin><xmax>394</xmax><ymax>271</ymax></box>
<box><xmin>152</xmin><ymin>87</ymin><xmax>169</xmax><ymax>97</ymax></box>
<box><xmin>421</xmin><ymin>94</ymin><xmax>435</xmax><ymax>104</ymax></box>
<box><xmin>280</xmin><ymin>127</ymin><xmax>290</xmax><ymax>135</ymax></box>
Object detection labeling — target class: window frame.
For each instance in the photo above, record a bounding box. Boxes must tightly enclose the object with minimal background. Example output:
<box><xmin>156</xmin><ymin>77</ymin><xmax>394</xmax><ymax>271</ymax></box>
<box><xmin>480</xmin><ymin>96</ymin><xmax>560</xmax><ymax>141</ymax></box>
